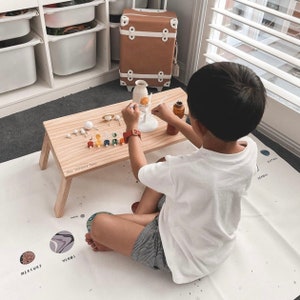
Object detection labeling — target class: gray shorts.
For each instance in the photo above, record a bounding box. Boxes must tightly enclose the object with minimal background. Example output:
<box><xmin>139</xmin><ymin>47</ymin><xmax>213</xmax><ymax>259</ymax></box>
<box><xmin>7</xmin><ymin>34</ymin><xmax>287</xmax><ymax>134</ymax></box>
<box><xmin>87</xmin><ymin>198</ymin><xmax>169</xmax><ymax>272</ymax></box>
<box><xmin>131</xmin><ymin>197</ymin><xmax>170</xmax><ymax>272</ymax></box>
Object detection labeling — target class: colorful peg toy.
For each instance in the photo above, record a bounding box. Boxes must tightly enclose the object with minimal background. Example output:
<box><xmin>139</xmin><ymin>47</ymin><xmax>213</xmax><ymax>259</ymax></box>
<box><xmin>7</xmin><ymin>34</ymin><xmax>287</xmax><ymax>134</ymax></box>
<box><xmin>95</xmin><ymin>134</ymin><xmax>102</xmax><ymax>147</ymax></box>
<box><xmin>103</xmin><ymin>139</ymin><xmax>110</xmax><ymax>147</ymax></box>
<box><xmin>83</xmin><ymin>133</ymin><xmax>124</xmax><ymax>149</ymax></box>
<box><xmin>119</xmin><ymin>137</ymin><xmax>125</xmax><ymax>145</ymax></box>
<box><xmin>87</xmin><ymin>138</ymin><xmax>94</xmax><ymax>149</ymax></box>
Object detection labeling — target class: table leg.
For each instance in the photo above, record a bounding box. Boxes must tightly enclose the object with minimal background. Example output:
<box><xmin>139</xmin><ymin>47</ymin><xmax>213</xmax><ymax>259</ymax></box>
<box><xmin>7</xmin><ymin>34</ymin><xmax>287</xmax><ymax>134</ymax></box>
<box><xmin>39</xmin><ymin>133</ymin><xmax>51</xmax><ymax>170</ymax></box>
<box><xmin>54</xmin><ymin>176</ymin><xmax>72</xmax><ymax>218</ymax></box>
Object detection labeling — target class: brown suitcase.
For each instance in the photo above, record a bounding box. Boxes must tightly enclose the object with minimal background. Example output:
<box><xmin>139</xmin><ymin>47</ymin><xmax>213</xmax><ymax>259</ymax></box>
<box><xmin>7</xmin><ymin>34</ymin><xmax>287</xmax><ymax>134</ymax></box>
<box><xmin>119</xmin><ymin>6</ymin><xmax>178</xmax><ymax>91</ymax></box>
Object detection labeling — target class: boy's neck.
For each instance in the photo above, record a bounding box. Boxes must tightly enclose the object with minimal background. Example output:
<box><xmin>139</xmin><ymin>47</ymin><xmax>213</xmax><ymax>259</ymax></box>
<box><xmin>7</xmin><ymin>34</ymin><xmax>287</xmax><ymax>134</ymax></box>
<box><xmin>202</xmin><ymin>132</ymin><xmax>245</xmax><ymax>154</ymax></box>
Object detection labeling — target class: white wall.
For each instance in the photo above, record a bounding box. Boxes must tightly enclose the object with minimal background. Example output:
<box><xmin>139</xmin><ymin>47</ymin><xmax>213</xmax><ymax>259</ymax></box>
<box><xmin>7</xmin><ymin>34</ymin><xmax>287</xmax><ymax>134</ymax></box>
<box><xmin>166</xmin><ymin>0</ymin><xmax>194</xmax><ymax>84</ymax></box>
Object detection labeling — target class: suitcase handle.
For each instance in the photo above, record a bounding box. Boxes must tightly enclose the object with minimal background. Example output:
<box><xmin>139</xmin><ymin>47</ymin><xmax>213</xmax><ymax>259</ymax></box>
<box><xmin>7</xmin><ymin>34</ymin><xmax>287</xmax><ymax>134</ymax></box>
<box><xmin>132</xmin><ymin>0</ymin><xmax>167</xmax><ymax>11</ymax></box>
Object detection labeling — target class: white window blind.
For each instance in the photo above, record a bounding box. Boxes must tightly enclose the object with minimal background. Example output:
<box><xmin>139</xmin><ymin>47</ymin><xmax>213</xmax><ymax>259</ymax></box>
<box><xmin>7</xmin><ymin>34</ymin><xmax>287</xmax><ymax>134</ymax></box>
<box><xmin>204</xmin><ymin>0</ymin><xmax>300</xmax><ymax>110</ymax></box>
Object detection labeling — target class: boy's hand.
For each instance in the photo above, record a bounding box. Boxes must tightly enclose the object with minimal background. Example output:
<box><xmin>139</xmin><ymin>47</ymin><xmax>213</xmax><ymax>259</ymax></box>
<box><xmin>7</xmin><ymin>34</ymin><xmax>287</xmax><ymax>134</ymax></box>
<box><xmin>152</xmin><ymin>103</ymin><xmax>176</xmax><ymax>124</ymax></box>
<box><xmin>121</xmin><ymin>102</ymin><xmax>140</xmax><ymax>130</ymax></box>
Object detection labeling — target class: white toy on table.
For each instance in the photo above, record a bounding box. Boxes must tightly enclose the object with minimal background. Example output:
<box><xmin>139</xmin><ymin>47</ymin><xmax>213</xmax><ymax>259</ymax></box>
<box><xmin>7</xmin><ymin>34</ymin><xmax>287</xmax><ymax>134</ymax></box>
<box><xmin>138</xmin><ymin>93</ymin><xmax>158</xmax><ymax>132</ymax></box>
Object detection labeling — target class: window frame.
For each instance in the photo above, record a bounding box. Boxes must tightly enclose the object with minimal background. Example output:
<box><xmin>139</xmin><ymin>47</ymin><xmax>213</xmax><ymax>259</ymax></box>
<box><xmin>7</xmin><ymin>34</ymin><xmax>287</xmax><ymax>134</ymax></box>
<box><xmin>186</xmin><ymin>0</ymin><xmax>300</xmax><ymax>157</ymax></box>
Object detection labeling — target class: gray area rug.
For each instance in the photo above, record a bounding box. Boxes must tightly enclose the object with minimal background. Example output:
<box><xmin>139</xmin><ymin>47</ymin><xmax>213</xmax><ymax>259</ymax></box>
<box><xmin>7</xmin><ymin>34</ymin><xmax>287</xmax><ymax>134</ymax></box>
<box><xmin>0</xmin><ymin>78</ymin><xmax>299</xmax><ymax>172</ymax></box>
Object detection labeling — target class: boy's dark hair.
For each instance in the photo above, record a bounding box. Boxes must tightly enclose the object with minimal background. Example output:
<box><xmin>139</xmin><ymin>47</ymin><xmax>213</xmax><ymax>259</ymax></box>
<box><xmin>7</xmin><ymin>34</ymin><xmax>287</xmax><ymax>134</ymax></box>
<box><xmin>187</xmin><ymin>62</ymin><xmax>266</xmax><ymax>141</ymax></box>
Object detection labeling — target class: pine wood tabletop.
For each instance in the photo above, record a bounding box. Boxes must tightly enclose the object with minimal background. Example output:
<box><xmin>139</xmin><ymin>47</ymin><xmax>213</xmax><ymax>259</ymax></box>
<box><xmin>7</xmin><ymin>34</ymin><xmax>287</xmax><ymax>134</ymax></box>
<box><xmin>42</xmin><ymin>87</ymin><xmax>187</xmax><ymax>178</ymax></box>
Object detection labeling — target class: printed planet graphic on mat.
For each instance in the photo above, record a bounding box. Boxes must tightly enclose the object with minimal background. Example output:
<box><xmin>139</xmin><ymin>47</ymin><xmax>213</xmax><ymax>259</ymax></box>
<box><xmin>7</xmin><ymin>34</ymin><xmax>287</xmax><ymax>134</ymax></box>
<box><xmin>20</xmin><ymin>251</ymin><xmax>35</xmax><ymax>265</ymax></box>
<box><xmin>260</xmin><ymin>149</ymin><xmax>270</xmax><ymax>156</ymax></box>
<box><xmin>50</xmin><ymin>231</ymin><xmax>75</xmax><ymax>254</ymax></box>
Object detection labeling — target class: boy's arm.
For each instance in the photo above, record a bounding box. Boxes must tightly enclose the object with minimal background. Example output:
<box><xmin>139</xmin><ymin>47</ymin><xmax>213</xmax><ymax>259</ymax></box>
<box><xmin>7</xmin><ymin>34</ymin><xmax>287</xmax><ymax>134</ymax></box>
<box><xmin>122</xmin><ymin>103</ymin><xmax>147</xmax><ymax>180</ymax></box>
<box><xmin>127</xmin><ymin>132</ymin><xmax>147</xmax><ymax>179</ymax></box>
<box><xmin>152</xmin><ymin>103</ymin><xmax>202</xmax><ymax>148</ymax></box>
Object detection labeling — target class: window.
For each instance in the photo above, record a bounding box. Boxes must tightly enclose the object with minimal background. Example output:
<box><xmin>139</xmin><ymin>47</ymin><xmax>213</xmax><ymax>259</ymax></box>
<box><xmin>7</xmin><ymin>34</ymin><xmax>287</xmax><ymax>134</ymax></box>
<box><xmin>202</xmin><ymin>0</ymin><xmax>300</xmax><ymax>111</ymax></box>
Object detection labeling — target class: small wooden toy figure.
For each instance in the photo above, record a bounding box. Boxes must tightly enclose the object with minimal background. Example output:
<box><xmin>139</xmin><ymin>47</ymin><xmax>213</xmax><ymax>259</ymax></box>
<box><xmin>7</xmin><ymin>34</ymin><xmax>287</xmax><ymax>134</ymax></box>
<box><xmin>84</xmin><ymin>120</ymin><xmax>94</xmax><ymax>130</ymax></box>
<box><xmin>111</xmin><ymin>133</ymin><xmax>118</xmax><ymax>146</ymax></box>
<box><xmin>119</xmin><ymin>137</ymin><xmax>125</xmax><ymax>145</ymax></box>
<box><xmin>87</xmin><ymin>138</ymin><xmax>94</xmax><ymax>149</ymax></box>
<box><xmin>114</xmin><ymin>114</ymin><xmax>121</xmax><ymax>126</ymax></box>
<box><xmin>103</xmin><ymin>114</ymin><xmax>113</xmax><ymax>126</ymax></box>
<box><xmin>80</xmin><ymin>128</ymin><xmax>87</xmax><ymax>137</ymax></box>
<box><xmin>112</xmin><ymin>138</ymin><xmax>118</xmax><ymax>146</ymax></box>
<box><xmin>95</xmin><ymin>134</ymin><xmax>101</xmax><ymax>148</ymax></box>
<box><xmin>102</xmin><ymin>131</ymin><xmax>110</xmax><ymax>147</ymax></box>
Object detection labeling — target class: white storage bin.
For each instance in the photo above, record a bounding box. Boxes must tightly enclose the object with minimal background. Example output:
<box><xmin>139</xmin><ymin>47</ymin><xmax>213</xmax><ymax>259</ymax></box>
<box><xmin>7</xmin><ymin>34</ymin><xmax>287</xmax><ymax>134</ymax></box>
<box><xmin>0</xmin><ymin>10</ymin><xmax>38</xmax><ymax>41</ymax></box>
<box><xmin>109</xmin><ymin>0</ymin><xmax>147</xmax><ymax>15</ymax></box>
<box><xmin>44</xmin><ymin>0</ymin><xmax>102</xmax><ymax>28</ymax></box>
<box><xmin>48</xmin><ymin>22</ymin><xmax>103</xmax><ymax>76</ymax></box>
<box><xmin>0</xmin><ymin>34</ymin><xmax>41</xmax><ymax>94</ymax></box>
<box><xmin>110</xmin><ymin>22</ymin><xmax>120</xmax><ymax>61</ymax></box>
<box><xmin>109</xmin><ymin>0</ymin><xmax>147</xmax><ymax>22</ymax></box>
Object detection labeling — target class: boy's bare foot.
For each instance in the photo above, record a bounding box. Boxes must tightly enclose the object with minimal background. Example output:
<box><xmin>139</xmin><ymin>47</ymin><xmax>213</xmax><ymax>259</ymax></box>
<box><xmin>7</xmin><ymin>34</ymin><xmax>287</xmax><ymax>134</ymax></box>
<box><xmin>85</xmin><ymin>233</ymin><xmax>112</xmax><ymax>252</ymax></box>
<box><xmin>131</xmin><ymin>201</ymin><xmax>139</xmax><ymax>213</ymax></box>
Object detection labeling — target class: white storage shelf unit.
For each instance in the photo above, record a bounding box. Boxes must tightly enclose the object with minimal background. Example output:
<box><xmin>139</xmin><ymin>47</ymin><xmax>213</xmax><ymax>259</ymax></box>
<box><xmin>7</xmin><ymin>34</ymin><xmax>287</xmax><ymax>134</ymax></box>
<box><xmin>0</xmin><ymin>10</ymin><xmax>42</xmax><ymax>94</ymax></box>
<box><xmin>0</xmin><ymin>0</ymin><xmax>119</xmax><ymax>117</ymax></box>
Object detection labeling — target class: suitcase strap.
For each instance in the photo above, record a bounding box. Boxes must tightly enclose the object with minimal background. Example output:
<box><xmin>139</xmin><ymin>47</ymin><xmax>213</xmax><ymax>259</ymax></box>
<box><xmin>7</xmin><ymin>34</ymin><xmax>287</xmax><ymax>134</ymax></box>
<box><xmin>120</xmin><ymin>27</ymin><xmax>176</xmax><ymax>41</ymax></box>
<box><xmin>120</xmin><ymin>14</ymin><xmax>178</xmax><ymax>42</ymax></box>
<box><xmin>119</xmin><ymin>70</ymin><xmax>172</xmax><ymax>82</ymax></box>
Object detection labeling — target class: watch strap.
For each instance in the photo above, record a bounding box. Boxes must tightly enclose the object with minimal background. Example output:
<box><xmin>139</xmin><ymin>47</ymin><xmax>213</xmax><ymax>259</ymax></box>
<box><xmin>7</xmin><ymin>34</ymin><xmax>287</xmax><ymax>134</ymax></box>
<box><xmin>123</xmin><ymin>129</ymin><xmax>141</xmax><ymax>144</ymax></box>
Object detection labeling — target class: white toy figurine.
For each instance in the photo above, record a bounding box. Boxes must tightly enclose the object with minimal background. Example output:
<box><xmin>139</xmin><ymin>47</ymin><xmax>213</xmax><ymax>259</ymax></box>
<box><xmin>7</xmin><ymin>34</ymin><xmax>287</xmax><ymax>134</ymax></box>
<box><xmin>138</xmin><ymin>93</ymin><xmax>158</xmax><ymax>132</ymax></box>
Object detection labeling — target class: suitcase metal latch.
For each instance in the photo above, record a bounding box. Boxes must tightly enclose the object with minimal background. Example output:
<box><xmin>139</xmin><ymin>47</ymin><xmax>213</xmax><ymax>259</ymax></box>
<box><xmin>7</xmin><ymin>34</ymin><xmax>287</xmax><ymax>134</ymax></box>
<box><xmin>121</xmin><ymin>15</ymin><xmax>129</xmax><ymax>26</ymax></box>
<box><xmin>170</xmin><ymin>18</ymin><xmax>178</xmax><ymax>29</ymax></box>
<box><xmin>129</xmin><ymin>26</ymin><xmax>136</xmax><ymax>40</ymax></box>
<box><xmin>158</xmin><ymin>71</ymin><xmax>164</xmax><ymax>82</ymax></box>
<box><xmin>162</xmin><ymin>29</ymin><xmax>169</xmax><ymax>42</ymax></box>
<box><xmin>127</xmin><ymin>69</ymin><xmax>134</xmax><ymax>81</ymax></box>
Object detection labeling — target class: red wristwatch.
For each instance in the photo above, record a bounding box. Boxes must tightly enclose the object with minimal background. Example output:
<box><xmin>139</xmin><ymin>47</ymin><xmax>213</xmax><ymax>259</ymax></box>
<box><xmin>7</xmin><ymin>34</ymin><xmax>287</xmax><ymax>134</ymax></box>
<box><xmin>123</xmin><ymin>129</ymin><xmax>141</xmax><ymax>144</ymax></box>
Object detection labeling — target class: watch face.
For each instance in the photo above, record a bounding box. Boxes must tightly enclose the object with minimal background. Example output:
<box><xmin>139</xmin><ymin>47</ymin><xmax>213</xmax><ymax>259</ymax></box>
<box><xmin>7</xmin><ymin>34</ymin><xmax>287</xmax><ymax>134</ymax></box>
<box><xmin>133</xmin><ymin>129</ymin><xmax>139</xmax><ymax>135</ymax></box>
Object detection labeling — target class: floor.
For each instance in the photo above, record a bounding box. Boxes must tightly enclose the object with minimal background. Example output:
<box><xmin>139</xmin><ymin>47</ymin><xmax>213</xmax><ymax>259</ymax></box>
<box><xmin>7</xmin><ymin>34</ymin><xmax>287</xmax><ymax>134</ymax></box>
<box><xmin>1</xmin><ymin>135</ymin><xmax>300</xmax><ymax>300</ymax></box>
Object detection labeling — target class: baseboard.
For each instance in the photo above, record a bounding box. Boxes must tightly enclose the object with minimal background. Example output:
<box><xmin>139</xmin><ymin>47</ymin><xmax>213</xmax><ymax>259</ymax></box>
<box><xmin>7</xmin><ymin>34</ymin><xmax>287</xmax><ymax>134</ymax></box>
<box><xmin>257</xmin><ymin>122</ymin><xmax>300</xmax><ymax>158</ymax></box>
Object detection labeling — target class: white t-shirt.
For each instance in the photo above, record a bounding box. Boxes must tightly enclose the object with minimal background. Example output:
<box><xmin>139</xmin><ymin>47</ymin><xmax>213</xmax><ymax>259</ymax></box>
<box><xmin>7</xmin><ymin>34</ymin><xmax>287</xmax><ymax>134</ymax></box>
<box><xmin>138</xmin><ymin>136</ymin><xmax>257</xmax><ymax>284</ymax></box>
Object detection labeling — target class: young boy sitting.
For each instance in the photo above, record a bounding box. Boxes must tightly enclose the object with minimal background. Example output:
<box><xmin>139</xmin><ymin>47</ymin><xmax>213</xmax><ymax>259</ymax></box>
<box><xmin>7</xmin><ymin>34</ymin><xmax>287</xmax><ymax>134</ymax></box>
<box><xmin>85</xmin><ymin>62</ymin><xmax>266</xmax><ymax>284</ymax></box>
